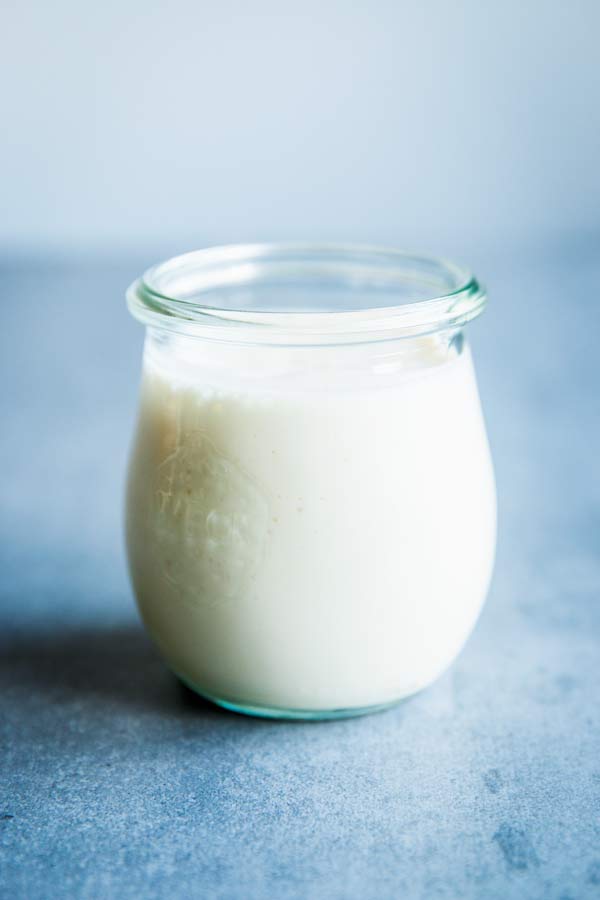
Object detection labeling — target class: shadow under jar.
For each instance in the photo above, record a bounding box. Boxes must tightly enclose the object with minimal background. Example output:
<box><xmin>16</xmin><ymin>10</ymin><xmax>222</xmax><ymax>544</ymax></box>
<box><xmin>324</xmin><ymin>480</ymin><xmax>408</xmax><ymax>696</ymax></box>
<box><xmin>125</xmin><ymin>244</ymin><xmax>496</xmax><ymax>720</ymax></box>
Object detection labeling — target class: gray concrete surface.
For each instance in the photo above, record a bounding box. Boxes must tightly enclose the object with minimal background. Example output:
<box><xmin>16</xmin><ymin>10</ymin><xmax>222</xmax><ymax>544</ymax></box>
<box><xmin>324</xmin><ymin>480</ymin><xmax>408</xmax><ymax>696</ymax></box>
<box><xmin>1</xmin><ymin>240</ymin><xmax>599</xmax><ymax>898</ymax></box>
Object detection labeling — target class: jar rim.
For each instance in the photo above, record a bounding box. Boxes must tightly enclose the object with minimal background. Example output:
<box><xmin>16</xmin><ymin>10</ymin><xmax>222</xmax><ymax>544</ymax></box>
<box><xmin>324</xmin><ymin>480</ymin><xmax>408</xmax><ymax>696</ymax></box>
<box><xmin>126</xmin><ymin>242</ymin><xmax>486</xmax><ymax>345</ymax></box>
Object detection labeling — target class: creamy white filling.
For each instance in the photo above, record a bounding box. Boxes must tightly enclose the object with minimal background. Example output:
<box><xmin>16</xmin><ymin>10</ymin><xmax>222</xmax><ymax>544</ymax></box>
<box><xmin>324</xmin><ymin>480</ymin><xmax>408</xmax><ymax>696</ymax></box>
<box><xmin>126</xmin><ymin>340</ymin><xmax>496</xmax><ymax>711</ymax></box>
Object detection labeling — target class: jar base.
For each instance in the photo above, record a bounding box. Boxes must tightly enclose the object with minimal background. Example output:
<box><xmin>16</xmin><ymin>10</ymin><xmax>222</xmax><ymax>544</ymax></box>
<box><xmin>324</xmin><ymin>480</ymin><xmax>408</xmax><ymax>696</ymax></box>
<box><xmin>178</xmin><ymin>675</ymin><xmax>403</xmax><ymax>721</ymax></box>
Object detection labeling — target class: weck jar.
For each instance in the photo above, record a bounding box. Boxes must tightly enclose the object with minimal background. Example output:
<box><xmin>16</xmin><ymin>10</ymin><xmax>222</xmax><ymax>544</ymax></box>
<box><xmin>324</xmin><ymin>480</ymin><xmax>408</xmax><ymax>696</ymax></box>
<box><xmin>125</xmin><ymin>243</ymin><xmax>496</xmax><ymax>719</ymax></box>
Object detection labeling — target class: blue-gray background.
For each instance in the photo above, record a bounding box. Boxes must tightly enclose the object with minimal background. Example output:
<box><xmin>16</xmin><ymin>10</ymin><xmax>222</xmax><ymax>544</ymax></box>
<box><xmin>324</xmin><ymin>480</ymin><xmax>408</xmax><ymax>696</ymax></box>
<box><xmin>1</xmin><ymin>3</ymin><xmax>599</xmax><ymax>900</ymax></box>
<box><xmin>2</xmin><ymin>0</ymin><xmax>600</xmax><ymax>254</ymax></box>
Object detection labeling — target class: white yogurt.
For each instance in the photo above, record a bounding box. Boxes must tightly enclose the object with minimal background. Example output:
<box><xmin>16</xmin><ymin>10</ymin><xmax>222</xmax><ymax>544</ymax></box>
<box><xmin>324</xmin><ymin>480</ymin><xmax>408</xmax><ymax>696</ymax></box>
<box><xmin>126</xmin><ymin>334</ymin><xmax>496</xmax><ymax>713</ymax></box>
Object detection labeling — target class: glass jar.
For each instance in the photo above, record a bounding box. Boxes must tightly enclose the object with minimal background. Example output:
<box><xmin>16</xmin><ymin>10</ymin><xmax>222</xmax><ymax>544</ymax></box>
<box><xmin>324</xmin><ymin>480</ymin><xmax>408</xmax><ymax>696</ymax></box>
<box><xmin>125</xmin><ymin>244</ymin><xmax>496</xmax><ymax>719</ymax></box>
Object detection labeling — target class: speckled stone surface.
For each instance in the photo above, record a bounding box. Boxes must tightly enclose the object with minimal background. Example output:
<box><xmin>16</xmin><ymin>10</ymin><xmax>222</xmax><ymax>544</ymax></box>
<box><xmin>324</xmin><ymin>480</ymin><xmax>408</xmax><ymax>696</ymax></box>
<box><xmin>1</xmin><ymin>243</ymin><xmax>599</xmax><ymax>899</ymax></box>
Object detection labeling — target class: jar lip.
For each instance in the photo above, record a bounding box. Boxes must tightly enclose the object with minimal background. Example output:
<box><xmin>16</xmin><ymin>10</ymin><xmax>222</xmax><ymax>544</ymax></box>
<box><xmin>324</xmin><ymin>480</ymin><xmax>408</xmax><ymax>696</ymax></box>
<box><xmin>127</xmin><ymin>242</ymin><xmax>486</xmax><ymax>344</ymax></box>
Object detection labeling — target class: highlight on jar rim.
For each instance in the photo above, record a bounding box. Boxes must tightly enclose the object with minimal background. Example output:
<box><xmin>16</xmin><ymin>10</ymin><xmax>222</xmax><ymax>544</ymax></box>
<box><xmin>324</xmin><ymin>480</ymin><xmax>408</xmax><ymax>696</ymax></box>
<box><xmin>124</xmin><ymin>242</ymin><xmax>496</xmax><ymax>720</ymax></box>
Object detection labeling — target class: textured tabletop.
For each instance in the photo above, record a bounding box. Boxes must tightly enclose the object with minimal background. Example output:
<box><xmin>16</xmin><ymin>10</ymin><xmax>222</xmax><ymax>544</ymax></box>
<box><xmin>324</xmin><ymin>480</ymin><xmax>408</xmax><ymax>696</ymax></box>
<box><xmin>1</xmin><ymin>242</ymin><xmax>599</xmax><ymax>900</ymax></box>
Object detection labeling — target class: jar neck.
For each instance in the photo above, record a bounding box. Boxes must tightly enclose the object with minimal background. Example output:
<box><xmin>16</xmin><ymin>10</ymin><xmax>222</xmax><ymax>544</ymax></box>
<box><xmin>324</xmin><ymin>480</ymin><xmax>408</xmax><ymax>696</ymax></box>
<box><xmin>143</xmin><ymin>325</ymin><xmax>468</xmax><ymax>394</ymax></box>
